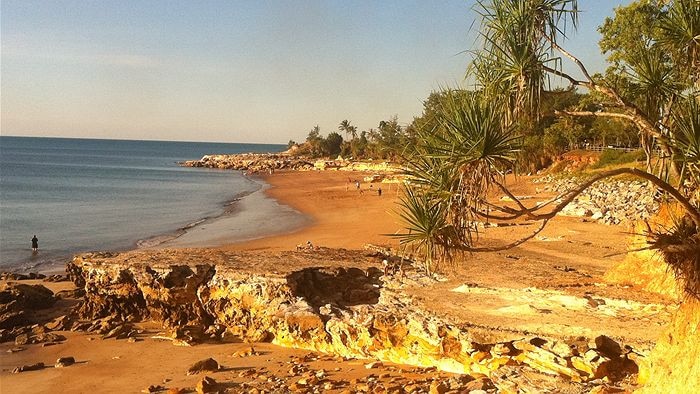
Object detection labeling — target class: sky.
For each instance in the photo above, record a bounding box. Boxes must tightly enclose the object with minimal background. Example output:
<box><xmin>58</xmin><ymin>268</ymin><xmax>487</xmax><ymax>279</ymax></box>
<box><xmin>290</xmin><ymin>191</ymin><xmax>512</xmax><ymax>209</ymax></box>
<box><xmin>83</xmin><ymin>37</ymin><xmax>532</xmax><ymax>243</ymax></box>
<box><xmin>1</xmin><ymin>0</ymin><xmax>631</xmax><ymax>144</ymax></box>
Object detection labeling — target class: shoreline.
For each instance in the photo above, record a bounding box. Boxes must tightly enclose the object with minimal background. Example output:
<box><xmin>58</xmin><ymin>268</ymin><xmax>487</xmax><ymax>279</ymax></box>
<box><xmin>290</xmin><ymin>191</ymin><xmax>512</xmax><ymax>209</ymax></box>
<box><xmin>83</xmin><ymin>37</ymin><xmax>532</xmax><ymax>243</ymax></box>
<box><xmin>153</xmin><ymin>175</ymin><xmax>311</xmax><ymax>249</ymax></box>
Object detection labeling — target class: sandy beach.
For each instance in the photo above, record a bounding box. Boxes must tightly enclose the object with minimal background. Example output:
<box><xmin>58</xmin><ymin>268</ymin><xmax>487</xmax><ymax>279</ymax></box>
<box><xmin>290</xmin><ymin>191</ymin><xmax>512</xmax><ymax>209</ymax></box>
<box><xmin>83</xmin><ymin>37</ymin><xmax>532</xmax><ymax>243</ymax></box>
<box><xmin>224</xmin><ymin>171</ymin><xmax>403</xmax><ymax>252</ymax></box>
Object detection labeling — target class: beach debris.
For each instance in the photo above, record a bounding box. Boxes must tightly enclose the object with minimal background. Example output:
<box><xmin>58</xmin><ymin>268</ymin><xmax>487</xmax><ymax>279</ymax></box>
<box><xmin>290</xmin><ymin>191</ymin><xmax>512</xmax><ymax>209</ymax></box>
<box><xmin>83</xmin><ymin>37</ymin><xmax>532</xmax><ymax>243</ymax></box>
<box><xmin>195</xmin><ymin>376</ymin><xmax>219</xmax><ymax>394</ymax></box>
<box><xmin>187</xmin><ymin>358</ymin><xmax>220</xmax><ymax>375</ymax></box>
<box><xmin>12</xmin><ymin>362</ymin><xmax>45</xmax><ymax>373</ymax></box>
<box><xmin>365</xmin><ymin>361</ymin><xmax>383</xmax><ymax>369</ymax></box>
<box><xmin>6</xmin><ymin>346</ymin><xmax>26</xmax><ymax>353</ymax></box>
<box><xmin>166</xmin><ymin>388</ymin><xmax>185</xmax><ymax>394</ymax></box>
<box><xmin>55</xmin><ymin>356</ymin><xmax>76</xmax><ymax>368</ymax></box>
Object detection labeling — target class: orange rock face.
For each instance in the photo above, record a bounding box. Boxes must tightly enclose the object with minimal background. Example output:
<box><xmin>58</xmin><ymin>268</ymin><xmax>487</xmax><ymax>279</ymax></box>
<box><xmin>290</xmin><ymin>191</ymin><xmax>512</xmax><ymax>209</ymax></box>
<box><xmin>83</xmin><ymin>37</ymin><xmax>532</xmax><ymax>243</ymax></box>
<box><xmin>638</xmin><ymin>298</ymin><xmax>700</xmax><ymax>393</ymax></box>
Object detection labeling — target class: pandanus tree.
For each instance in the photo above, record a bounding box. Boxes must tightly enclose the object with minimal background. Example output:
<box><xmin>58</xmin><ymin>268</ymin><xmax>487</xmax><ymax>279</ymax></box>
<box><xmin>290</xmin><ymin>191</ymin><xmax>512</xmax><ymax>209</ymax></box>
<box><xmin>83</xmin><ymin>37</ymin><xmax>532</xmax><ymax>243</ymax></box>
<box><xmin>396</xmin><ymin>0</ymin><xmax>700</xmax><ymax>297</ymax></box>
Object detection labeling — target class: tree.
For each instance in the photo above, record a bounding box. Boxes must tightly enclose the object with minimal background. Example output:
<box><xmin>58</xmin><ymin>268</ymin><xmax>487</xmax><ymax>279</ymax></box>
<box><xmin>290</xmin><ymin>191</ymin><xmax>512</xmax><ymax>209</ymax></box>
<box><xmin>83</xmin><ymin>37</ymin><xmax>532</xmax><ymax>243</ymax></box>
<box><xmin>306</xmin><ymin>125</ymin><xmax>323</xmax><ymax>156</ymax></box>
<box><xmin>396</xmin><ymin>0</ymin><xmax>700</xmax><ymax>298</ymax></box>
<box><xmin>338</xmin><ymin>120</ymin><xmax>357</xmax><ymax>140</ymax></box>
<box><xmin>322</xmin><ymin>132</ymin><xmax>344</xmax><ymax>157</ymax></box>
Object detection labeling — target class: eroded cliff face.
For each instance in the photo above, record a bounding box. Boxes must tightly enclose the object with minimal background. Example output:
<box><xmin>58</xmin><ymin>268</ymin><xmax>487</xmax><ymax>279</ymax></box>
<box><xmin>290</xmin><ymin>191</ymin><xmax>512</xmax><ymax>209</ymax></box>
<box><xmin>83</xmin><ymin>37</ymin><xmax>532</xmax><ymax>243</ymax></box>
<box><xmin>638</xmin><ymin>298</ymin><xmax>700</xmax><ymax>393</ymax></box>
<box><xmin>68</xmin><ymin>249</ymin><xmax>641</xmax><ymax>391</ymax></box>
<box><xmin>603</xmin><ymin>206</ymin><xmax>700</xmax><ymax>391</ymax></box>
<box><xmin>604</xmin><ymin>233</ymin><xmax>682</xmax><ymax>301</ymax></box>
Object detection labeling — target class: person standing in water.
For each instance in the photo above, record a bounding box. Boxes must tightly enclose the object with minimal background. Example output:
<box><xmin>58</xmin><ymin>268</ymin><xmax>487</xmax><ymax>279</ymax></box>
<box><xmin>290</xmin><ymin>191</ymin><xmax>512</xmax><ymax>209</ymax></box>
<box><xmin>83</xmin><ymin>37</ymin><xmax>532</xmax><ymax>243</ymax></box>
<box><xmin>31</xmin><ymin>235</ymin><xmax>38</xmax><ymax>252</ymax></box>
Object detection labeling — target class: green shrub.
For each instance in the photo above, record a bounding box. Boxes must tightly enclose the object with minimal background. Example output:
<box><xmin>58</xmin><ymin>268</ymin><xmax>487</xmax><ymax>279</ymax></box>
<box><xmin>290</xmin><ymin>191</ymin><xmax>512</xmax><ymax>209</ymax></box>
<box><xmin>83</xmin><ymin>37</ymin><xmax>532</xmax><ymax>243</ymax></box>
<box><xmin>594</xmin><ymin>149</ymin><xmax>645</xmax><ymax>168</ymax></box>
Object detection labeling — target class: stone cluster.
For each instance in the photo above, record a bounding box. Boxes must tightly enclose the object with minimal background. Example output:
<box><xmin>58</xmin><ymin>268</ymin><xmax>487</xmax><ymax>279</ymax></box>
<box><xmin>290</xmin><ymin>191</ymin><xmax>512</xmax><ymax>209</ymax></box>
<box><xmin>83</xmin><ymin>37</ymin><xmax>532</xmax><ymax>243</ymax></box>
<box><xmin>536</xmin><ymin>176</ymin><xmax>659</xmax><ymax>225</ymax></box>
<box><xmin>65</xmin><ymin>250</ymin><xmax>643</xmax><ymax>392</ymax></box>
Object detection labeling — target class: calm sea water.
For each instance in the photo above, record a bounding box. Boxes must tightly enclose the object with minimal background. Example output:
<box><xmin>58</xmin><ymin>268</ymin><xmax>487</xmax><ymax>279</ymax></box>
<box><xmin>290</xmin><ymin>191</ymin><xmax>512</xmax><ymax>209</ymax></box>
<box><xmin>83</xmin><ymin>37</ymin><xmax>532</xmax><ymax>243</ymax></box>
<box><xmin>0</xmin><ymin>136</ymin><xmax>285</xmax><ymax>272</ymax></box>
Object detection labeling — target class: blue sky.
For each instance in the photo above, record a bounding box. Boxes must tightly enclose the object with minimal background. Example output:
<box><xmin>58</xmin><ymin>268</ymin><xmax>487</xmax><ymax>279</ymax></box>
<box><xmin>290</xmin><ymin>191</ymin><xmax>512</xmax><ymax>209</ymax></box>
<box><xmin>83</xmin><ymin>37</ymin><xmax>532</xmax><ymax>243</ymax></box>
<box><xmin>2</xmin><ymin>0</ymin><xmax>630</xmax><ymax>144</ymax></box>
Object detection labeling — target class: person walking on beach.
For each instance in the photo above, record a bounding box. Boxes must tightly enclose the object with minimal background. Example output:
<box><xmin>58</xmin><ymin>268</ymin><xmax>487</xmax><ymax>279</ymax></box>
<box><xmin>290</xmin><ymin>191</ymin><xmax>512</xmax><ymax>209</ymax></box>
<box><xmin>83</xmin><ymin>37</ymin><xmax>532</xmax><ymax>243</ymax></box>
<box><xmin>31</xmin><ymin>235</ymin><xmax>39</xmax><ymax>252</ymax></box>
<box><xmin>378</xmin><ymin>187</ymin><xmax>382</xmax><ymax>197</ymax></box>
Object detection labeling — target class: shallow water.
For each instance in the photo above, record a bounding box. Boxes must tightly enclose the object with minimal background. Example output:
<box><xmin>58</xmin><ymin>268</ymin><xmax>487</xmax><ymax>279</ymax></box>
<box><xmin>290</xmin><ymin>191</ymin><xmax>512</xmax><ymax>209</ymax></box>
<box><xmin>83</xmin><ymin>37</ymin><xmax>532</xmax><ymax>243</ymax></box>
<box><xmin>0</xmin><ymin>136</ymin><xmax>286</xmax><ymax>272</ymax></box>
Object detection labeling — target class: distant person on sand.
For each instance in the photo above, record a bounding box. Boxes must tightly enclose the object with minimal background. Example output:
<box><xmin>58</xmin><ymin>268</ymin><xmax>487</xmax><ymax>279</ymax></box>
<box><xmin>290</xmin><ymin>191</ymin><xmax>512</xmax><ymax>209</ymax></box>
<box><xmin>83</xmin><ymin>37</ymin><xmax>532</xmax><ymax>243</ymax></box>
<box><xmin>31</xmin><ymin>235</ymin><xmax>38</xmax><ymax>252</ymax></box>
<box><xmin>355</xmin><ymin>181</ymin><xmax>360</xmax><ymax>190</ymax></box>
<box><xmin>378</xmin><ymin>187</ymin><xmax>382</xmax><ymax>196</ymax></box>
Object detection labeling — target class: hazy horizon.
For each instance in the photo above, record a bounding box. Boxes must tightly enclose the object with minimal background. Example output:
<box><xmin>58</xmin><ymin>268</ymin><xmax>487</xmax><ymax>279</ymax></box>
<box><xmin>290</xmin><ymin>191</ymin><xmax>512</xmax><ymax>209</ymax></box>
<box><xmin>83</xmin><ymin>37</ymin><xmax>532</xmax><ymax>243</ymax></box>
<box><xmin>2</xmin><ymin>0</ymin><xmax>630</xmax><ymax>144</ymax></box>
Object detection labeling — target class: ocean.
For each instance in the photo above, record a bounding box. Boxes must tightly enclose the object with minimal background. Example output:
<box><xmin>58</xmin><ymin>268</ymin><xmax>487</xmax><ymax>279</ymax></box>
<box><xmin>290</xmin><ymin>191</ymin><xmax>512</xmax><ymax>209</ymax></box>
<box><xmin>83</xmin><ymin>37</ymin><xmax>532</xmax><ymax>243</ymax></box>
<box><xmin>0</xmin><ymin>136</ymin><xmax>288</xmax><ymax>272</ymax></box>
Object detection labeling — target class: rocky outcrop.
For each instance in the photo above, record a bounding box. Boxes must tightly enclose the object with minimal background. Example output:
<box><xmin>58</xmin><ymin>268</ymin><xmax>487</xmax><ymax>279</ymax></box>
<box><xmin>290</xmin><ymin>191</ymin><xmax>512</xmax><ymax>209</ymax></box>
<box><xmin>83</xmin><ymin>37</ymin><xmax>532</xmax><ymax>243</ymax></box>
<box><xmin>68</xmin><ymin>249</ymin><xmax>641</xmax><ymax>391</ymax></box>
<box><xmin>0</xmin><ymin>282</ymin><xmax>57</xmax><ymax>341</ymax></box>
<box><xmin>181</xmin><ymin>153</ymin><xmax>315</xmax><ymax>173</ymax></box>
<box><xmin>180</xmin><ymin>153</ymin><xmax>402</xmax><ymax>176</ymax></box>
<box><xmin>536</xmin><ymin>176</ymin><xmax>658</xmax><ymax>225</ymax></box>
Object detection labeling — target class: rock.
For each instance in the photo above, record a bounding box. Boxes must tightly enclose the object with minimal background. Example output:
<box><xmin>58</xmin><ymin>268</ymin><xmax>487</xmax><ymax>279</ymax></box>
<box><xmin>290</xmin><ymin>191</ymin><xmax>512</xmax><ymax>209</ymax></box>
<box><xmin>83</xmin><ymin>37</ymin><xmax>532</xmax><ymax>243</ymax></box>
<box><xmin>46</xmin><ymin>315</ymin><xmax>70</xmax><ymax>331</ymax></box>
<box><xmin>461</xmin><ymin>378</ymin><xmax>492</xmax><ymax>392</ymax></box>
<box><xmin>0</xmin><ymin>283</ymin><xmax>55</xmax><ymax>310</ymax></box>
<box><xmin>187</xmin><ymin>358</ymin><xmax>220</xmax><ymax>375</ymax></box>
<box><xmin>33</xmin><ymin>332</ymin><xmax>66</xmax><ymax>344</ymax></box>
<box><xmin>55</xmin><ymin>356</ymin><xmax>75</xmax><ymax>367</ymax></box>
<box><xmin>196</xmin><ymin>376</ymin><xmax>219</xmax><ymax>394</ymax></box>
<box><xmin>594</xmin><ymin>335</ymin><xmax>623</xmax><ymax>358</ymax></box>
<box><xmin>142</xmin><ymin>385</ymin><xmax>165</xmax><ymax>393</ymax></box>
<box><xmin>0</xmin><ymin>283</ymin><xmax>56</xmax><ymax>332</ymax></box>
<box><xmin>570</xmin><ymin>349</ymin><xmax>611</xmax><ymax>379</ymax></box>
<box><xmin>513</xmin><ymin>339</ymin><xmax>583</xmax><ymax>380</ymax></box>
<box><xmin>14</xmin><ymin>333</ymin><xmax>29</xmax><ymax>345</ymax></box>
<box><xmin>102</xmin><ymin>323</ymin><xmax>132</xmax><ymax>339</ymax></box>
<box><xmin>232</xmin><ymin>346</ymin><xmax>257</xmax><ymax>357</ymax></box>
<box><xmin>12</xmin><ymin>362</ymin><xmax>45</xmax><ymax>373</ymax></box>
<box><xmin>365</xmin><ymin>361</ymin><xmax>383</xmax><ymax>369</ymax></box>
<box><xmin>429</xmin><ymin>380</ymin><xmax>448</xmax><ymax>394</ymax></box>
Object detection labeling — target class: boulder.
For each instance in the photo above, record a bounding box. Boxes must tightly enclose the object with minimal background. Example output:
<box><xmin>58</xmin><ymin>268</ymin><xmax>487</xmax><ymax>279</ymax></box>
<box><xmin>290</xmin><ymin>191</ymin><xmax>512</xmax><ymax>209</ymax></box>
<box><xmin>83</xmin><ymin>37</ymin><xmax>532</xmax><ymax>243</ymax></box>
<box><xmin>187</xmin><ymin>358</ymin><xmax>220</xmax><ymax>375</ymax></box>
<box><xmin>195</xmin><ymin>376</ymin><xmax>219</xmax><ymax>394</ymax></box>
